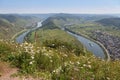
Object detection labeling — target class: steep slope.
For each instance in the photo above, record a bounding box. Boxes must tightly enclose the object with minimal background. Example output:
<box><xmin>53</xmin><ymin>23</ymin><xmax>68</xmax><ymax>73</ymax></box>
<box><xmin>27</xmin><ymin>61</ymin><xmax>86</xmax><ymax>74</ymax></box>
<box><xmin>1</xmin><ymin>36</ymin><xmax>120</xmax><ymax>80</ymax></box>
<box><xmin>0</xmin><ymin>18</ymin><xmax>22</xmax><ymax>39</ymax></box>
<box><xmin>42</xmin><ymin>14</ymin><xmax>83</xmax><ymax>28</ymax></box>
<box><xmin>42</xmin><ymin>13</ymin><xmax>114</xmax><ymax>29</ymax></box>
<box><xmin>96</xmin><ymin>18</ymin><xmax>120</xmax><ymax>28</ymax></box>
<box><xmin>0</xmin><ymin>14</ymin><xmax>40</xmax><ymax>39</ymax></box>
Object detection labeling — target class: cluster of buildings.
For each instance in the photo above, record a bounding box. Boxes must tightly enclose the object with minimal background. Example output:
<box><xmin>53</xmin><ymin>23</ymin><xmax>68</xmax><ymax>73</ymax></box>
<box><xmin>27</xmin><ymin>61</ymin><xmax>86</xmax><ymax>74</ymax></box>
<box><xmin>93</xmin><ymin>31</ymin><xmax>120</xmax><ymax>60</ymax></box>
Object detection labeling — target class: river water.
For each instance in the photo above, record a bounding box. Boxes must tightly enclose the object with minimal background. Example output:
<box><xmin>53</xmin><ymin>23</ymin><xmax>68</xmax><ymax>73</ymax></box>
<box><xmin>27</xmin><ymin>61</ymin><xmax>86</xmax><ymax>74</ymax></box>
<box><xmin>16</xmin><ymin>22</ymin><xmax>42</xmax><ymax>43</ymax></box>
<box><xmin>67</xmin><ymin>31</ymin><xmax>105</xmax><ymax>59</ymax></box>
<box><xmin>16</xmin><ymin>22</ymin><xmax>105</xmax><ymax>59</ymax></box>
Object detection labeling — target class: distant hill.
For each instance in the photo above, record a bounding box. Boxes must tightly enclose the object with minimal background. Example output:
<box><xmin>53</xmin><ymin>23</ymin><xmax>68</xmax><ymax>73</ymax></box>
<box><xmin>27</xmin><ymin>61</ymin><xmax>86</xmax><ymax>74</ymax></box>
<box><xmin>42</xmin><ymin>13</ymin><xmax>83</xmax><ymax>29</ymax></box>
<box><xmin>0</xmin><ymin>18</ymin><xmax>21</xmax><ymax>39</ymax></box>
<box><xmin>0</xmin><ymin>14</ymin><xmax>40</xmax><ymax>28</ymax></box>
<box><xmin>0</xmin><ymin>14</ymin><xmax>40</xmax><ymax>39</ymax></box>
<box><xmin>96</xmin><ymin>18</ymin><xmax>120</xmax><ymax>28</ymax></box>
<box><xmin>42</xmin><ymin>13</ymin><xmax>113</xmax><ymax>29</ymax></box>
<box><xmin>21</xmin><ymin>14</ymin><xmax>55</xmax><ymax>20</ymax></box>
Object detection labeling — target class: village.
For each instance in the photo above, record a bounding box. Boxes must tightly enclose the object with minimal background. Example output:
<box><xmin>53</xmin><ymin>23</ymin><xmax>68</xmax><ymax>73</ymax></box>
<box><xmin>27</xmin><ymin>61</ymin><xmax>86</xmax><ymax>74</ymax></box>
<box><xmin>93</xmin><ymin>31</ymin><xmax>120</xmax><ymax>60</ymax></box>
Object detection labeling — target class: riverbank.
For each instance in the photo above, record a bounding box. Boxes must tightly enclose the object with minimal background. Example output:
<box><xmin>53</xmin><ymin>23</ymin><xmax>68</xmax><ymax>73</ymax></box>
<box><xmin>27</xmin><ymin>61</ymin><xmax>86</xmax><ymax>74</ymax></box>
<box><xmin>11</xmin><ymin>29</ymin><xmax>28</xmax><ymax>41</ymax></box>
<box><xmin>95</xmin><ymin>40</ymin><xmax>110</xmax><ymax>61</ymax></box>
<box><xmin>14</xmin><ymin>21</ymin><xmax>43</xmax><ymax>43</ymax></box>
<box><xmin>65</xmin><ymin>28</ymin><xmax>110</xmax><ymax>61</ymax></box>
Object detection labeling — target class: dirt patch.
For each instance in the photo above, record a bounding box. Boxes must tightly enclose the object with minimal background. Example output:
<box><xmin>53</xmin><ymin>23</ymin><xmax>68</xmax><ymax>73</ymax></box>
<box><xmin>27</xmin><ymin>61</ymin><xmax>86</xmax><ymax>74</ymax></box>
<box><xmin>0</xmin><ymin>62</ymin><xmax>44</xmax><ymax>80</ymax></box>
<box><xmin>0</xmin><ymin>61</ymin><xmax>20</xmax><ymax>80</ymax></box>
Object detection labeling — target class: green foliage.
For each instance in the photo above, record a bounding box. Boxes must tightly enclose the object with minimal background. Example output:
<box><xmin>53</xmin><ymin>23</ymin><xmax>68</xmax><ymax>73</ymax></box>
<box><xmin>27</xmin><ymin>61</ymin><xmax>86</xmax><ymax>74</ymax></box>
<box><xmin>43</xmin><ymin>39</ymin><xmax>84</xmax><ymax>56</ymax></box>
<box><xmin>0</xmin><ymin>40</ymin><xmax>120</xmax><ymax>79</ymax></box>
<box><xmin>0</xmin><ymin>41</ymin><xmax>15</xmax><ymax>61</ymax></box>
<box><xmin>13</xmin><ymin>52</ymin><xmax>33</xmax><ymax>74</ymax></box>
<box><xmin>42</xmin><ymin>20</ymin><xmax>60</xmax><ymax>30</ymax></box>
<box><xmin>34</xmin><ymin>50</ymin><xmax>61</xmax><ymax>72</ymax></box>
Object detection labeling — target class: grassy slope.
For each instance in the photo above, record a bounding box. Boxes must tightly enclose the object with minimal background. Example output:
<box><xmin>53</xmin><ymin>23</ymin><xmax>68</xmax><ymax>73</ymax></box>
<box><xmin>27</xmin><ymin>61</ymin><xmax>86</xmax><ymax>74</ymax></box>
<box><xmin>96</xmin><ymin>18</ymin><xmax>120</xmax><ymax>28</ymax></box>
<box><xmin>0</xmin><ymin>14</ymin><xmax>40</xmax><ymax>39</ymax></box>
<box><xmin>26</xmin><ymin>28</ymin><xmax>85</xmax><ymax>56</ymax></box>
<box><xmin>66</xmin><ymin>22</ymin><xmax>120</xmax><ymax>37</ymax></box>
<box><xmin>0</xmin><ymin>14</ymin><xmax>120</xmax><ymax>79</ymax></box>
<box><xmin>27</xmin><ymin>29</ymin><xmax>80</xmax><ymax>43</ymax></box>
<box><xmin>0</xmin><ymin>39</ymin><xmax>120</xmax><ymax>80</ymax></box>
<box><xmin>0</xmin><ymin>18</ymin><xmax>22</xmax><ymax>39</ymax></box>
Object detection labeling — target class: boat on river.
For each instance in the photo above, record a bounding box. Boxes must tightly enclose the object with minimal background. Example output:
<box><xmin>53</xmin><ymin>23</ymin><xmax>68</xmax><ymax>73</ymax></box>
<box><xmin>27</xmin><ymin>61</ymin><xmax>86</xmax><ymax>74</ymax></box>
<box><xmin>88</xmin><ymin>42</ymin><xmax>94</xmax><ymax>47</ymax></box>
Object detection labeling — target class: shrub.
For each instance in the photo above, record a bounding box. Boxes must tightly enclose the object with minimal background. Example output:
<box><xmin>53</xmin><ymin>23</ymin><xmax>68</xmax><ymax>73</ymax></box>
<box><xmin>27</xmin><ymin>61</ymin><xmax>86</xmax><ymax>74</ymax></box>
<box><xmin>43</xmin><ymin>39</ymin><xmax>84</xmax><ymax>56</ymax></box>
<box><xmin>0</xmin><ymin>41</ymin><xmax>15</xmax><ymax>61</ymax></box>
<box><xmin>13</xmin><ymin>51</ymin><xmax>36</xmax><ymax>74</ymax></box>
<box><xmin>34</xmin><ymin>50</ymin><xmax>61</xmax><ymax>72</ymax></box>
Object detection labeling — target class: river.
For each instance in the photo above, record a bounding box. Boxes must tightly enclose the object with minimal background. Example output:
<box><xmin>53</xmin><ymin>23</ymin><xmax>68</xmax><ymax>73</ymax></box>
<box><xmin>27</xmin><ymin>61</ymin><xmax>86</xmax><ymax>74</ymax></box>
<box><xmin>16</xmin><ymin>22</ymin><xmax>105</xmax><ymax>59</ymax></box>
<box><xmin>16</xmin><ymin>21</ymin><xmax>42</xmax><ymax>43</ymax></box>
<box><xmin>67</xmin><ymin>31</ymin><xmax>105</xmax><ymax>59</ymax></box>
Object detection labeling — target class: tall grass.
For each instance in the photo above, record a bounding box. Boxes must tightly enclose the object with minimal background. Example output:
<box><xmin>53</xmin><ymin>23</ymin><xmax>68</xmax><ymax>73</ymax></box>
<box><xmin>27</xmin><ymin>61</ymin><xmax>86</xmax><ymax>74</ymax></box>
<box><xmin>0</xmin><ymin>40</ymin><xmax>120</xmax><ymax>80</ymax></box>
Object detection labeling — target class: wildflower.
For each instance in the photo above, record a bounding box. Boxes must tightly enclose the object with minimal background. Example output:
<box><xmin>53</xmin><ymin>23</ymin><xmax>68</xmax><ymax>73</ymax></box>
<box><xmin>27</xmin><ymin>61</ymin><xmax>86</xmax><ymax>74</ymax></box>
<box><xmin>12</xmin><ymin>41</ymin><xmax>14</xmax><ymax>43</ymax></box>
<box><xmin>43</xmin><ymin>53</ymin><xmax>49</xmax><ymax>57</ymax></box>
<box><xmin>29</xmin><ymin>45</ymin><xmax>33</xmax><ymax>49</ymax></box>
<box><xmin>64</xmin><ymin>62</ymin><xmax>68</xmax><ymax>67</ymax></box>
<box><xmin>69</xmin><ymin>61</ymin><xmax>74</xmax><ymax>65</ymax></box>
<box><xmin>64</xmin><ymin>54</ymin><xmax>68</xmax><ymax>57</ymax></box>
<box><xmin>25</xmin><ymin>48</ymin><xmax>29</xmax><ymax>52</ymax></box>
<box><xmin>52</xmin><ymin>44</ymin><xmax>55</xmax><ymax>46</ymax></box>
<box><xmin>55</xmin><ymin>66</ymin><xmax>62</xmax><ymax>73</ymax></box>
<box><xmin>24</xmin><ymin>46</ymin><xmax>28</xmax><ymax>50</ymax></box>
<box><xmin>62</xmin><ymin>45</ymin><xmax>65</xmax><ymax>48</ymax></box>
<box><xmin>88</xmin><ymin>61</ymin><xmax>91</xmax><ymax>64</ymax></box>
<box><xmin>41</xmin><ymin>47</ymin><xmax>46</xmax><ymax>52</ymax></box>
<box><xmin>83</xmin><ymin>64</ymin><xmax>87</xmax><ymax>67</ymax></box>
<box><xmin>101</xmin><ymin>59</ymin><xmax>105</xmax><ymax>61</ymax></box>
<box><xmin>29</xmin><ymin>61</ymin><xmax>33</xmax><ymax>65</ymax></box>
<box><xmin>50</xmin><ymin>60</ymin><xmax>53</xmax><ymax>63</ymax></box>
<box><xmin>69</xmin><ymin>61</ymin><xmax>72</xmax><ymax>64</ymax></box>
<box><xmin>77</xmin><ymin>61</ymin><xmax>80</xmax><ymax>65</ymax></box>
<box><xmin>80</xmin><ymin>67</ymin><xmax>83</xmax><ymax>69</ymax></box>
<box><xmin>31</xmin><ymin>56</ymin><xmax>34</xmax><ymax>59</ymax></box>
<box><xmin>53</xmin><ymin>70</ymin><xmax>56</xmax><ymax>73</ymax></box>
<box><xmin>49</xmin><ymin>56</ymin><xmax>52</xmax><ymax>59</ymax></box>
<box><xmin>37</xmin><ymin>47</ymin><xmax>40</xmax><ymax>49</ymax></box>
<box><xmin>88</xmin><ymin>65</ymin><xmax>91</xmax><ymax>69</ymax></box>
<box><xmin>106</xmin><ymin>77</ymin><xmax>110</xmax><ymax>80</ymax></box>
<box><xmin>36</xmin><ymin>50</ymin><xmax>40</xmax><ymax>53</ymax></box>
<box><xmin>24</xmin><ymin>42</ymin><xmax>28</xmax><ymax>45</ymax></box>
<box><xmin>74</xmin><ymin>67</ymin><xmax>79</xmax><ymax>72</ymax></box>
<box><xmin>20</xmin><ymin>44</ymin><xmax>23</xmax><ymax>47</ymax></box>
<box><xmin>31</xmin><ymin>49</ymin><xmax>35</xmax><ymax>54</ymax></box>
<box><xmin>49</xmin><ymin>50</ymin><xmax>52</xmax><ymax>53</ymax></box>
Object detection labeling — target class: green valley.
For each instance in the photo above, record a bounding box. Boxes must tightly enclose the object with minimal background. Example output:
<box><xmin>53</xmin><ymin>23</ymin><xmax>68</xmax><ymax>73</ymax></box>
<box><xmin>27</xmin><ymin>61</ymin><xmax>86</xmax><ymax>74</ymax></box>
<box><xmin>0</xmin><ymin>13</ymin><xmax>120</xmax><ymax>80</ymax></box>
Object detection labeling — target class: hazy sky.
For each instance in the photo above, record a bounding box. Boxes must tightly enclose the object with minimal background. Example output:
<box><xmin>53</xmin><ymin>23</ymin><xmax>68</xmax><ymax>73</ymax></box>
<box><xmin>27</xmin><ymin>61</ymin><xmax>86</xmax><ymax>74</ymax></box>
<box><xmin>0</xmin><ymin>0</ymin><xmax>120</xmax><ymax>14</ymax></box>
